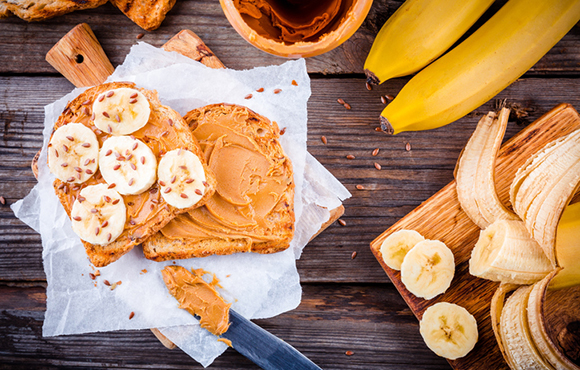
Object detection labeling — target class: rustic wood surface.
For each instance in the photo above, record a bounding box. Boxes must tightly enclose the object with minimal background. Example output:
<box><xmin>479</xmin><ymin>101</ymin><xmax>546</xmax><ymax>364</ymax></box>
<box><xmin>1</xmin><ymin>0</ymin><xmax>580</xmax><ymax>369</ymax></box>
<box><xmin>369</xmin><ymin>104</ymin><xmax>580</xmax><ymax>370</ymax></box>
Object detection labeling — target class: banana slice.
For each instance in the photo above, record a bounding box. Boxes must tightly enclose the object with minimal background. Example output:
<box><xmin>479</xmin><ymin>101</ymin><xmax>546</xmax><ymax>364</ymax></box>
<box><xmin>158</xmin><ymin>149</ymin><xmax>207</xmax><ymax>209</ymax></box>
<box><xmin>99</xmin><ymin>136</ymin><xmax>157</xmax><ymax>195</ymax></box>
<box><xmin>379</xmin><ymin>229</ymin><xmax>425</xmax><ymax>270</ymax></box>
<box><xmin>420</xmin><ymin>302</ymin><xmax>478</xmax><ymax>360</ymax></box>
<box><xmin>401</xmin><ymin>240</ymin><xmax>455</xmax><ymax>300</ymax></box>
<box><xmin>70</xmin><ymin>184</ymin><xmax>126</xmax><ymax>245</ymax></box>
<box><xmin>92</xmin><ymin>88</ymin><xmax>151</xmax><ymax>135</ymax></box>
<box><xmin>48</xmin><ymin>123</ymin><xmax>99</xmax><ymax>184</ymax></box>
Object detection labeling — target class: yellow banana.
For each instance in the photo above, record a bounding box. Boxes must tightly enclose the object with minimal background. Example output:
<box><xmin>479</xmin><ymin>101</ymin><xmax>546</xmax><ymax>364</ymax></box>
<box><xmin>364</xmin><ymin>0</ymin><xmax>494</xmax><ymax>85</ymax></box>
<box><xmin>380</xmin><ymin>0</ymin><xmax>580</xmax><ymax>134</ymax></box>
<box><xmin>550</xmin><ymin>201</ymin><xmax>580</xmax><ymax>289</ymax></box>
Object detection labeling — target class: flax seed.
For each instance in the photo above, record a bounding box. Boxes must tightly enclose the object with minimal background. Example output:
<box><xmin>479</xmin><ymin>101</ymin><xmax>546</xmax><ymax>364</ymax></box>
<box><xmin>66</xmin><ymin>136</ymin><xmax>74</xmax><ymax>141</ymax></box>
<box><xmin>356</xmin><ymin>184</ymin><xmax>365</xmax><ymax>190</ymax></box>
<box><xmin>115</xmin><ymin>114</ymin><xmax>121</xmax><ymax>122</ymax></box>
<box><xmin>82</xmin><ymin>142</ymin><xmax>91</xmax><ymax>148</ymax></box>
<box><xmin>105</xmin><ymin>149</ymin><xmax>112</xmax><ymax>156</ymax></box>
<box><xmin>74</xmin><ymin>167</ymin><xmax>83</xmax><ymax>173</ymax></box>
<box><xmin>132</xmin><ymin>142</ymin><xmax>138</xmax><ymax>150</ymax></box>
<box><xmin>321</xmin><ymin>136</ymin><xmax>327</xmax><ymax>145</ymax></box>
<box><xmin>171</xmin><ymin>175</ymin><xmax>176</xmax><ymax>184</ymax></box>
<box><xmin>103</xmin><ymin>111</ymin><xmax>110</xmax><ymax>118</ymax></box>
<box><xmin>98</xmin><ymin>95</ymin><xmax>105</xmax><ymax>102</ymax></box>
<box><xmin>159</xmin><ymin>180</ymin><xmax>166</xmax><ymax>186</ymax></box>
<box><xmin>113</xmin><ymin>164</ymin><xmax>121</xmax><ymax>170</ymax></box>
<box><xmin>130</xmin><ymin>93</ymin><xmax>138</xmax><ymax>99</ymax></box>
<box><xmin>344</xmin><ymin>103</ymin><xmax>351</xmax><ymax>110</ymax></box>
<box><xmin>129</xmin><ymin>219</ymin><xmax>136</xmax><ymax>225</ymax></box>
<box><xmin>108</xmin><ymin>183</ymin><xmax>116</xmax><ymax>189</ymax></box>
<box><xmin>104</xmin><ymin>280</ymin><xmax>111</xmax><ymax>286</ymax></box>
<box><xmin>274</xmin><ymin>89</ymin><xmax>282</xmax><ymax>94</ymax></box>
<box><xmin>179</xmin><ymin>165</ymin><xmax>187</xmax><ymax>170</ymax></box>
<box><xmin>338</xmin><ymin>219</ymin><xmax>346</xmax><ymax>226</ymax></box>
<box><xmin>141</xmin><ymin>156</ymin><xmax>145</xmax><ymax>164</ymax></box>
<box><xmin>195</xmin><ymin>189</ymin><xmax>202</xmax><ymax>195</ymax></box>
<box><xmin>91</xmin><ymin>113</ymin><xmax>95</xmax><ymax>120</ymax></box>
<box><xmin>106</xmin><ymin>91</ymin><xmax>114</xmax><ymax>98</ymax></box>
<box><xmin>386</xmin><ymin>94</ymin><xmax>395</xmax><ymax>101</ymax></box>
<box><xmin>104</xmin><ymin>195</ymin><xmax>111</xmax><ymax>203</ymax></box>
<box><xmin>63</xmin><ymin>144</ymin><xmax>69</xmax><ymax>152</ymax></box>
<box><xmin>372</xmin><ymin>148</ymin><xmax>379</xmax><ymax>156</ymax></box>
<box><xmin>128</xmin><ymin>178</ymin><xmax>135</xmax><ymax>186</ymax></box>
<box><xmin>129</xmin><ymin>98</ymin><xmax>137</xmax><ymax>104</ymax></box>
<box><xmin>72</xmin><ymin>185</ymin><xmax>80</xmax><ymax>191</ymax></box>
<box><xmin>112</xmin><ymin>198</ymin><xmax>120</xmax><ymax>205</ymax></box>
<box><xmin>374</xmin><ymin>163</ymin><xmax>381</xmax><ymax>170</ymax></box>
<box><xmin>292</xmin><ymin>80</ymin><xmax>298</xmax><ymax>86</ymax></box>
<box><xmin>345</xmin><ymin>351</ymin><xmax>354</xmax><ymax>356</ymax></box>
<box><xmin>185</xmin><ymin>178</ymin><xmax>194</xmax><ymax>184</ymax></box>
<box><xmin>91</xmin><ymin>208</ymin><xmax>98</xmax><ymax>213</ymax></box>
<box><xmin>381</xmin><ymin>96</ymin><xmax>387</xmax><ymax>105</ymax></box>
<box><xmin>73</xmin><ymin>216</ymin><xmax>81</xmax><ymax>221</ymax></box>
<box><xmin>129</xmin><ymin>312</ymin><xmax>135</xmax><ymax>319</ymax></box>
<box><xmin>203</xmin><ymin>181</ymin><xmax>208</xmax><ymax>187</ymax></box>
<box><xmin>280</xmin><ymin>127</ymin><xmax>286</xmax><ymax>135</ymax></box>
<box><xmin>406</xmin><ymin>142</ymin><xmax>411</xmax><ymax>151</ymax></box>
<box><xmin>375</xmin><ymin>127</ymin><xmax>382</xmax><ymax>132</ymax></box>
<box><xmin>82</xmin><ymin>100</ymin><xmax>91</xmax><ymax>105</ymax></box>
<box><xmin>95</xmin><ymin>227</ymin><xmax>100</xmax><ymax>235</ymax></box>
<box><xmin>180</xmin><ymin>193</ymin><xmax>188</xmax><ymax>198</ymax></box>
<box><xmin>83</xmin><ymin>107</ymin><xmax>90</xmax><ymax>115</ymax></box>
<box><xmin>107</xmin><ymin>233</ymin><xmax>112</xmax><ymax>242</ymax></box>
<box><xmin>130</xmin><ymin>163</ymin><xmax>136</xmax><ymax>170</ymax></box>
<box><xmin>351</xmin><ymin>251</ymin><xmax>358</xmax><ymax>259</ymax></box>
<box><xmin>61</xmin><ymin>162</ymin><xmax>68</xmax><ymax>167</ymax></box>
<box><xmin>337</xmin><ymin>98</ymin><xmax>345</xmax><ymax>105</ymax></box>
<box><xmin>101</xmin><ymin>220</ymin><xmax>108</xmax><ymax>228</ymax></box>
<box><xmin>256</xmin><ymin>87</ymin><xmax>264</xmax><ymax>92</ymax></box>
<box><xmin>245</xmin><ymin>94</ymin><xmax>253</xmax><ymax>99</ymax></box>
<box><xmin>346</xmin><ymin>155</ymin><xmax>355</xmax><ymax>160</ymax></box>
<box><xmin>85</xmin><ymin>169</ymin><xmax>93</xmax><ymax>174</ymax></box>
<box><xmin>366</xmin><ymin>82</ymin><xmax>372</xmax><ymax>91</ymax></box>
<box><xmin>78</xmin><ymin>196</ymin><xmax>86</xmax><ymax>202</ymax></box>
<box><xmin>164</xmin><ymin>187</ymin><xmax>172</xmax><ymax>193</ymax></box>
<box><xmin>89</xmin><ymin>273</ymin><xmax>96</xmax><ymax>280</ymax></box>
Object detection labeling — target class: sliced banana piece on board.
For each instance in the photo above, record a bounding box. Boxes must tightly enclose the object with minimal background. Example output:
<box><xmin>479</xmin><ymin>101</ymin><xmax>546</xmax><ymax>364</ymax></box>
<box><xmin>401</xmin><ymin>240</ymin><xmax>455</xmax><ymax>300</ymax></box>
<box><xmin>92</xmin><ymin>88</ymin><xmax>151</xmax><ymax>135</ymax></box>
<box><xmin>469</xmin><ymin>219</ymin><xmax>553</xmax><ymax>285</ymax></box>
<box><xmin>379</xmin><ymin>229</ymin><xmax>425</xmax><ymax>270</ymax></box>
<box><xmin>70</xmin><ymin>184</ymin><xmax>126</xmax><ymax>245</ymax></box>
<box><xmin>420</xmin><ymin>302</ymin><xmax>478</xmax><ymax>360</ymax></box>
<box><xmin>48</xmin><ymin>123</ymin><xmax>99</xmax><ymax>184</ymax></box>
<box><xmin>158</xmin><ymin>149</ymin><xmax>207</xmax><ymax>209</ymax></box>
<box><xmin>99</xmin><ymin>136</ymin><xmax>157</xmax><ymax>195</ymax></box>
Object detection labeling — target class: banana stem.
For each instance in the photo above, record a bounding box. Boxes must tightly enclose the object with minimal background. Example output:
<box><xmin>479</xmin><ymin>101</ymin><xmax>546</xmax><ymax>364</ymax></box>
<box><xmin>379</xmin><ymin>116</ymin><xmax>394</xmax><ymax>135</ymax></box>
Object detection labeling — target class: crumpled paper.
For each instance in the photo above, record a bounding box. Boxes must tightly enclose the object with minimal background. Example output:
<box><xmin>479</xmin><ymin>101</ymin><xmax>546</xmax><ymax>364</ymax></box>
<box><xmin>12</xmin><ymin>42</ymin><xmax>350</xmax><ymax>367</ymax></box>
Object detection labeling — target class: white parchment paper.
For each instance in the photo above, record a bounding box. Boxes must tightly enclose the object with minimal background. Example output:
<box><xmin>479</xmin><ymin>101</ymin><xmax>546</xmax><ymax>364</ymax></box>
<box><xmin>11</xmin><ymin>43</ymin><xmax>351</xmax><ymax>367</ymax></box>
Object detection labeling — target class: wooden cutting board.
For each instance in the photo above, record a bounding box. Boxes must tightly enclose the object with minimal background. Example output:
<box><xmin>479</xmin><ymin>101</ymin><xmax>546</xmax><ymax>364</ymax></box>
<box><xmin>369</xmin><ymin>103</ymin><xmax>580</xmax><ymax>370</ymax></box>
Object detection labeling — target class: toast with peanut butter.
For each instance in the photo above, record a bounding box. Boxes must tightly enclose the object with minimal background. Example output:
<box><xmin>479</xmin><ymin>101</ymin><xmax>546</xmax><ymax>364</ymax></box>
<box><xmin>142</xmin><ymin>104</ymin><xmax>295</xmax><ymax>261</ymax></box>
<box><xmin>48</xmin><ymin>82</ymin><xmax>216</xmax><ymax>267</ymax></box>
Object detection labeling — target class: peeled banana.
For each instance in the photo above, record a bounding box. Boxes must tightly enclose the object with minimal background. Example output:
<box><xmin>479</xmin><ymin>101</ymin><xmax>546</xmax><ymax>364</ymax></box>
<box><xmin>379</xmin><ymin>0</ymin><xmax>580</xmax><ymax>134</ymax></box>
<box><xmin>455</xmin><ymin>108</ymin><xmax>518</xmax><ymax>229</ymax></box>
<box><xmin>379</xmin><ymin>229</ymin><xmax>425</xmax><ymax>270</ymax></box>
<box><xmin>550</xmin><ymin>202</ymin><xmax>580</xmax><ymax>290</ymax></box>
<box><xmin>363</xmin><ymin>0</ymin><xmax>494</xmax><ymax>85</ymax></box>
<box><xmin>419</xmin><ymin>302</ymin><xmax>478</xmax><ymax>360</ymax></box>
<box><xmin>469</xmin><ymin>220</ymin><xmax>553</xmax><ymax>285</ymax></box>
<box><xmin>400</xmin><ymin>240</ymin><xmax>455</xmax><ymax>300</ymax></box>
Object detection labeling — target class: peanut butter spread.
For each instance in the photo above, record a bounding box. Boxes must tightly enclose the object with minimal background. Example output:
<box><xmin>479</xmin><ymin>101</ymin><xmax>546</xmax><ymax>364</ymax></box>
<box><xmin>54</xmin><ymin>82</ymin><xmax>207</xmax><ymax>246</ymax></box>
<box><xmin>234</xmin><ymin>0</ymin><xmax>344</xmax><ymax>43</ymax></box>
<box><xmin>162</xmin><ymin>265</ymin><xmax>231</xmax><ymax>336</ymax></box>
<box><xmin>160</xmin><ymin>104</ymin><xmax>294</xmax><ymax>248</ymax></box>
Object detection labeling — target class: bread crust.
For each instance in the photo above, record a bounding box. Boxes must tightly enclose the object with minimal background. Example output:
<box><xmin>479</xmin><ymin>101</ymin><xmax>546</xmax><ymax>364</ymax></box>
<box><xmin>109</xmin><ymin>0</ymin><xmax>176</xmax><ymax>31</ymax></box>
<box><xmin>0</xmin><ymin>0</ymin><xmax>106</xmax><ymax>21</ymax></box>
<box><xmin>51</xmin><ymin>82</ymin><xmax>216</xmax><ymax>267</ymax></box>
<box><xmin>142</xmin><ymin>104</ymin><xmax>294</xmax><ymax>261</ymax></box>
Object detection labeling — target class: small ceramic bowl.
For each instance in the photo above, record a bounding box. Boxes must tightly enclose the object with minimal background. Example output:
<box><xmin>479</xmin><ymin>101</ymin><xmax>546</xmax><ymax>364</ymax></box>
<box><xmin>220</xmin><ymin>0</ymin><xmax>373</xmax><ymax>58</ymax></box>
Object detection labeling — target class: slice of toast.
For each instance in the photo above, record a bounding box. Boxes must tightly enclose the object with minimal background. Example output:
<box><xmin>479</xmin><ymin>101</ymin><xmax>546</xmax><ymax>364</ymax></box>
<box><xmin>51</xmin><ymin>81</ymin><xmax>216</xmax><ymax>267</ymax></box>
<box><xmin>109</xmin><ymin>0</ymin><xmax>176</xmax><ymax>31</ymax></box>
<box><xmin>0</xmin><ymin>0</ymin><xmax>106</xmax><ymax>21</ymax></box>
<box><xmin>142</xmin><ymin>103</ymin><xmax>295</xmax><ymax>261</ymax></box>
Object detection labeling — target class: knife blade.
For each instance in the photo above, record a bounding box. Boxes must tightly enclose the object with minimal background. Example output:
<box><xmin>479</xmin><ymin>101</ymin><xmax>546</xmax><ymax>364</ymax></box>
<box><xmin>222</xmin><ymin>309</ymin><xmax>323</xmax><ymax>370</ymax></box>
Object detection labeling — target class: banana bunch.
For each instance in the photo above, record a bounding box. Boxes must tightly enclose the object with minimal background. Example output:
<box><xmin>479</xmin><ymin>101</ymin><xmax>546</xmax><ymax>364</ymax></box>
<box><xmin>363</xmin><ymin>0</ymin><xmax>494</xmax><ymax>85</ymax></box>
<box><xmin>369</xmin><ymin>0</ymin><xmax>580</xmax><ymax>134</ymax></box>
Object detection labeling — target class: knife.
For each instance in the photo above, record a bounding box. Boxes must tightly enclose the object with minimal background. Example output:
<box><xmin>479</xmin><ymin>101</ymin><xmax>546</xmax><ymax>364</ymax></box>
<box><xmin>222</xmin><ymin>309</ymin><xmax>323</xmax><ymax>370</ymax></box>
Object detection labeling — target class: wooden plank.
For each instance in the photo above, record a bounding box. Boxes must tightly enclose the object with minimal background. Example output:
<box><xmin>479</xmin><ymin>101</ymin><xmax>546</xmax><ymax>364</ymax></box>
<box><xmin>1</xmin><ymin>0</ymin><xmax>580</xmax><ymax>75</ymax></box>
<box><xmin>0</xmin><ymin>283</ymin><xmax>449</xmax><ymax>369</ymax></box>
<box><xmin>3</xmin><ymin>76</ymin><xmax>580</xmax><ymax>283</ymax></box>
<box><xmin>369</xmin><ymin>104</ymin><xmax>580</xmax><ymax>370</ymax></box>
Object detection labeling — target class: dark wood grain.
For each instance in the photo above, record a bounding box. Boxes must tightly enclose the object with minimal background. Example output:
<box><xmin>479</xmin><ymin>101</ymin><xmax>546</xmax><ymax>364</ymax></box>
<box><xmin>3</xmin><ymin>77</ymin><xmax>580</xmax><ymax>284</ymax></box>
<box><xmin>0</xmin><ymin>0</ymin><xmax>579</xmax><ymax>75</ymax></box>
<box><xmin>0</xmin><ymin>283</ymin><xmax>449</xmax><ymax>369</ymax></box>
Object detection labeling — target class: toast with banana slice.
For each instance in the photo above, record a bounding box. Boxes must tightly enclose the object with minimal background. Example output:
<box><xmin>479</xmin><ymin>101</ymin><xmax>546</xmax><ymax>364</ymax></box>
<box><xmin>48</xmin><ymin>82</ymin><xmax>216</xmax><ymax>267</ymax></box>
<box><xmin>142</xmin><ymin>104</ymin><xmax>295</xmax><ymax>261</ymax></box>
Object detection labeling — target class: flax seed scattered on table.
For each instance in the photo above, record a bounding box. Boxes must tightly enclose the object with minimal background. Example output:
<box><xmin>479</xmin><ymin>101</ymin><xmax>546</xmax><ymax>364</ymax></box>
<box><xmin>273</xmin><ymin>89</ymin><xmax>282</xmax><ymax>94</ymax></box>
<box><xmin>356</xmin><ymin>184</ymin><xmax>365</xmax><ymax>190</ymax></box>
<box><xmin>245</xmin><ymin>94</ymin><xmax>253</xmax><ymax>99</ymax></box>
<box><xmin>136</xmin><ymin>33</ymin><xmax>144</xmax><ymax>39</ymax></box>
<box><xmin>129</xmin><ymin>312</ymin><xmax>135</xmax><ymax>320</ymax></box>
<box><xmin>89</xmin><ymin>273</ymin><xmax>96</xmax><ymax>280</ymax></box>
<box><xmin>291</xmin><ymin>80</ymin><xmax>298</xmax><ymax>86</ymax></box>
<box><xmin>337</xmin><ymin>98</ymin><xmax>345</xmax><ymax>105</ymax></box>
<box><xmin>0</xmin><ymin>196</ymin><xmax>5</xmax><ymax>205</ymax></box>
<box><xmin>256</xmin><ymin>87</ymin><xmax>264</xmax><ymax>92</ymax></box>
<box><xmin>374</xmin><ymin>163</ymin><xmax>381</xmax><ymax>171</ymax></box>
<box><xmin>351</xmin><ymin>251</ymin><xmax>357</xmax><ymax>260</ymax></box>
<box><xmin>345</xmin><ymin>351</ymin><xmax>354</xmax><ymax>356</ymax></box>
<box><xmin>343</xmin><ymin>103</ymin><xmax>351</xmax><ymax>110</ymax></box>
<box><xmin>321</xmin><ymin>136</ymin><xmax>327</xmax><ymax>145</ymax></box>
<box><xmin>365</xmin><ymin>82</ymin><xmax>372</xmax><ymax>91</ymax></box>
<box><xmin>346</xmin><ymin>154</ymin><xmax>355</xmax><ymax>160</ymax></box>
<box><xmin>385</xmin><ymin>94</ymin><xmax>395</xmax><ymax>101</ymax></box>
<box><xmin>103</xmin><ymin>280</ymin><xmax>111</xmax><ymax>286</ymax></box>
<box><xmin>338</xmin><ymin>219</ymin><xmax>346</xmax><ymax>227</ymax></box>
<box><xmin>380</xmin><ymin>96</ymin><xmax>387</xmax><ymax>105</ymax></box>
<box><xmin>375</xmin><ymin>127</ymin><xmax>382</xmax><ymax>132</ymax></box>
<box><xmin>406</xmin><ymin>142</ymin><xmax>411</xmax><ymax>151</ymax></box>
<box><xmin>280</xmin><ymin>127</ymin><xmax>286</xmax><ymax>135</ymax></box>
<box><xmin>372</xmin><ymin>148</ymin><xmax>379</xmax><ymax>156</ymax></box>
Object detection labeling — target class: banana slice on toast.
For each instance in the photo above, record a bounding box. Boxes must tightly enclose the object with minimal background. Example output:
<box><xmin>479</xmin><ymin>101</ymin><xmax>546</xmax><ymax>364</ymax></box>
<box><xmin>158</xmin><ymin>149</ymin><xmax>207</xmax><ymax>209</ymax></box>
<box><xmin>92</xmin><ymin>88</ymin><xmax>151</xmax><ymax>135</ymax></box>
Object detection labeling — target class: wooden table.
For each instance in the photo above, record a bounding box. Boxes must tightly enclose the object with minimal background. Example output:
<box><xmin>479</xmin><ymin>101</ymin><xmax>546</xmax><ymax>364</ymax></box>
<box><xmin>1</xmin><ymin>1</ymin><xmax>579</xmax><ymax>369</ymax></box>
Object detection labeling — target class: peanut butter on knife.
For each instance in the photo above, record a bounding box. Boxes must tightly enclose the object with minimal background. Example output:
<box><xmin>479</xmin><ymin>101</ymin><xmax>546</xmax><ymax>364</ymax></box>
<box><xmin>161</xmin><ymin>265</ymin><xmax>231</xmax><ymax>336</ymax></box>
